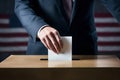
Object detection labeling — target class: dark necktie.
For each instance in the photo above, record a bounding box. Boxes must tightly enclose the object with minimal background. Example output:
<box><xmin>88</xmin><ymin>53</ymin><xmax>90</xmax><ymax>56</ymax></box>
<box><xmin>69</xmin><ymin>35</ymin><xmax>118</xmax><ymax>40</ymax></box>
<box><xmin>62</xmin><ymin>0</ymin><xmax>72</xmax><ymax>20</ymax></box>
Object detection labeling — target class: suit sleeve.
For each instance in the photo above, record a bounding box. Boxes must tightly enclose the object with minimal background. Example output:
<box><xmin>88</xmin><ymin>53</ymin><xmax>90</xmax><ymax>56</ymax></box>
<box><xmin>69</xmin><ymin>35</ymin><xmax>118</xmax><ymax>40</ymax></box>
<box><xmin>14</xmin><ymin>0</ymin><xmax>48</xmax><ymax>42</ymax></box>
<box><xmin>100</xmin><ymin>0</ymin><xmax>120</xmax><ymax>23</ymax></box>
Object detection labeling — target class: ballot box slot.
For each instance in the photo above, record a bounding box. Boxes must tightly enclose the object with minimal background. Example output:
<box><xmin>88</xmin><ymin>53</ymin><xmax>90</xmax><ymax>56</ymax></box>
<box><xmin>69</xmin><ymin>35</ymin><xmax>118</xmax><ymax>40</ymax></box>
<box><xmin>40</xmin><ymin>58</ymin><xmax>80</xmax><ymax>60</ymax></box>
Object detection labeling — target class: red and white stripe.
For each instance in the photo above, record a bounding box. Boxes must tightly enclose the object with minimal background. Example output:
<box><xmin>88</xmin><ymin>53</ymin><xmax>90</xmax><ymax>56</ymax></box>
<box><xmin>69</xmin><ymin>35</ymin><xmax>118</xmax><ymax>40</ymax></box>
<box><xmin>0</xmin><ymin>14</ymin><xmax>9</xmax><ymax>28</ymax></box>
<box><xmin>0</xmin><ymin>13</ymin><xmax>120</xmax><ymax>54</ymax></box>
<box><xmin>95</xmin><ymin>13</ymin><xmax>120</xmax><ymax>54</ymax></box>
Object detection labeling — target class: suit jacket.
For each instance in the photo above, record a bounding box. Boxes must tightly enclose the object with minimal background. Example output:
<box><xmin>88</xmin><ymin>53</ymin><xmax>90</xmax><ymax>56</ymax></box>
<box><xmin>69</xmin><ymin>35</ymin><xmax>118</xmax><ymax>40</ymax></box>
<box><xmin>15</xmin><ymin>0</ymin><xmax>120</xmax><ymax>55</ymax></box>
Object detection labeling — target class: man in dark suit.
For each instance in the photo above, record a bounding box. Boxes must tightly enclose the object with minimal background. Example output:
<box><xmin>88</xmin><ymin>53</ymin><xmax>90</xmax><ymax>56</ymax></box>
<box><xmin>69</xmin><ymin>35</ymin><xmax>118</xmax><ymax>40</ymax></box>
<box><xmin>15</xmin><ymin>0</ymin><xmax>120</xmax><ymax>55</ymax></box>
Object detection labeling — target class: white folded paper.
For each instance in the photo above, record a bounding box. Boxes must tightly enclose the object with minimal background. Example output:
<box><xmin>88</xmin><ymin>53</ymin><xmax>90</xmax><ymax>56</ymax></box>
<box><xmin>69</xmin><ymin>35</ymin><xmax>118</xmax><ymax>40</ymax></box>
<box><xmin>48</xmin><ymin>36</ymin><xmax>72</xmax><ymax>61</ymax></box>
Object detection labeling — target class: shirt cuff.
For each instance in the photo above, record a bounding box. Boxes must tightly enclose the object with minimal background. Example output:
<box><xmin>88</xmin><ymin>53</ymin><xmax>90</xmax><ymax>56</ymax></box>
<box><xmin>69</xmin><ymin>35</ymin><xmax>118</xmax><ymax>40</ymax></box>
<box><xmin>37</xmin><ymin>25</ymin><xmax>49</xmax><ymax>38</ymax></box>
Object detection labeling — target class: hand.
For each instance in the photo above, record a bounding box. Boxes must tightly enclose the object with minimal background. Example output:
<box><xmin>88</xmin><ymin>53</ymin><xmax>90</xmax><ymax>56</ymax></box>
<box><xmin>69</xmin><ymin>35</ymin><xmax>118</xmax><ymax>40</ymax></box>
<box><xmin>38</xmin><ymin>26</ymin><xmax>63</xmax><ymax>53</ymax></box>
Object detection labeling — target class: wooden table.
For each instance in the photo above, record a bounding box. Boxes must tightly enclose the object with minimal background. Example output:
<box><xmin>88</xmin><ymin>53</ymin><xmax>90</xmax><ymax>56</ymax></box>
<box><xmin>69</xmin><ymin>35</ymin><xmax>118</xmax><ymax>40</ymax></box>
<box><xmin>0</xmin><ymin>55</ymin><xmax>120</xmax><ymax>80</ymax></box>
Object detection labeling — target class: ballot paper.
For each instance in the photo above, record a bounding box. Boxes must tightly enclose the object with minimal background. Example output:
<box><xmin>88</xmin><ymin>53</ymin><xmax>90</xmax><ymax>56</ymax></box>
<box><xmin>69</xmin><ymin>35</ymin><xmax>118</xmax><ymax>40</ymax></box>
<box><xmin>48</xmin><ymin>36</ymin><xmax>72</xmax><ymax>61</ymax></box>
<box><xmin>48</xmin><ymin>61</ymin><xmax>72</xmax><ymax>67</ymax></box>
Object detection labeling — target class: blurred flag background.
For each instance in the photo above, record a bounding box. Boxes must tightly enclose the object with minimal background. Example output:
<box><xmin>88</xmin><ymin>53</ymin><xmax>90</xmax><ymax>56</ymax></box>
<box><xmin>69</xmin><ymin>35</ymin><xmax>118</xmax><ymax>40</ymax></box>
<box><xmin>0</xmin><ymin>0</ymin><xmax>120</xmax><ymax>56</ymax></box>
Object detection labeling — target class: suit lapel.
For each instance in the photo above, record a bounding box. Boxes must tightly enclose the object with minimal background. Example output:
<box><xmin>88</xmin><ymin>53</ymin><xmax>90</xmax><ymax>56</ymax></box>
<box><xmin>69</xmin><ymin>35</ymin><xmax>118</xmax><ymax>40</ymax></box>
<box><xmin>55</xmin><ymin>0</ymin><xmax>78</xmax><ymax>25</ymax></box>
<box><xmin>56</xmin><ymin>0</ymin><xmax>70</xmax><ymax>24</ymax></box>
<box><xmin>70</xmin><ymin>0</ymin><xmax>78</xmax><ymax>24</ymax></box>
